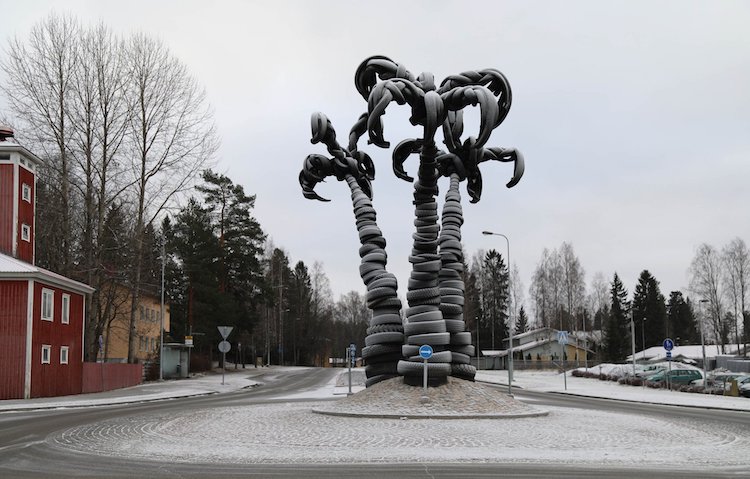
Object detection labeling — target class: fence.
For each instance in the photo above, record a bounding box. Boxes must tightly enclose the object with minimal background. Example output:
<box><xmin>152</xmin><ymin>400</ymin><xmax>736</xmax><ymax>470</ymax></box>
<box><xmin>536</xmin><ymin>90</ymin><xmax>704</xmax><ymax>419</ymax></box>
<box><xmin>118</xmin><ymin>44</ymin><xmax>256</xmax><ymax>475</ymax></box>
<box><xmin>81</xmin><ymin>362</ymin><xmax>143</xmax><ymax>394</ymax></box>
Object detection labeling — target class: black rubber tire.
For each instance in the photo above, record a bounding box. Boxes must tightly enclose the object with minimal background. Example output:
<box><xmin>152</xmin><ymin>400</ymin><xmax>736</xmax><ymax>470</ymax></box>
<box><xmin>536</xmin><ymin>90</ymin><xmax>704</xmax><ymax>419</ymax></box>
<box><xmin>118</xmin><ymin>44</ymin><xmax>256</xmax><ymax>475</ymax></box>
<box><xmin>397</xmin><ymin>360</ymin><xmax>451</xmax><ymax>377</ymax></box>
<box><xmin>441</xmin><ymin>280</ymin><xmax>465</xmax><ymax>290</ymax></box>
<box><xmin>406</xmin><ymin>310</ymin><xmax>443</xmax><ymax>322</ymax></box>
<box><xmin>364</xmin><ymin>352</ymin><xmax>403</xmax><ymax>365</ymax></box>
<box><xmin>406</xmin><ymin>287</ymin><xmax>440</xmax><ymax>301</ymax></box>
<box><xmin>365</xmin><ymin>362</ymin><xmax>399</xmax><ymax>377</ymax></box>
<box><xmin>366</xmin><ymin>323</ymin><xmax>404</xmax><ymax>335</ymax></box>
<box><xmin>441</xmin><ymin>295</ymin><xmax>465</xmax><ymax>306</ymax></box>
<box><xmin>413</xmin><ymin>259</ymin><xmax>442</xmax><ymax>272</ymax></box>
<box><xmin>444</xmin><ymin>319</ymin><xmax>466</xmax><ymax>333</ymax></box>
<box><xmin>359</xmin><ymin>243</ymin><xmax>379</xmax><ymax>256</ymax></box>
<box><xmin>366</xmin><ymin>286</ymin><xmax>396</xmax><ymax>302</ymax></box>
<box><xmin>450</xmin><ymin>331</ymin><xmax>472</xmax><ymax>346</ymax></box>
<box><xmin>362</xmin><ymin>343</ymin><xmax>402</xmax><ymax>359</ymax></box>
<box><xmin>451</xmin><ymin>363</ymin><xmax>476</xmax><ymax>380</ymax></box>
<box><xmin>451</xmin><ymin>352</ymin><xmax>471</xmax><ymax>364</ymax></box>
<box><xmin>365</xmin><ymin>331</ymin><xmax>404</xmax><ymax>346</ymax></box>
<box><xmin>439</xmin><ymin>287</ymin><xmax>463</xmax><ymax>296</ymax></box>
<box><xmin>370</xmin><ymin>313</ymin><xmax>403</xmax><ymax>326</ymax></box>
<box><xmin>406</xmin><ymin>332</ymin><xmax>450</xmax><ymax>346</ymax></box>
<box><xmin>369</xmin><ymin>276</ymin><xmax>398</xmax><ymax>289</ymax></box>
<box><xmin>408</xmin><ymin>278</ymin><xmax>438</xmax><ymax>290</ymax></box>
<box><xmin>402</xmin><ymin>345</ymin><xmax>420</xmax><ymax>356</ymax></box>
<box><xmin>362</xmin><ymin>252</ymin><xmax>387</xmax><ymax>264</ymax></box>
<box><xmin>440</xmin><ymin>303</ymin><xmax>463</xmax><ymax>316</ymax></box>
<box><xmin>452</xmin><ymin>344</ymin><xmax>475</xmax><ymax>356</ymax></box>
<box><xmin>368</xmin><ymin>297</ymin><xmax>402</xmax><ymax>309</ymax></box>
<box><xmin>404</xmin><ymin>320</ymin><xmax>446</xmax><ymax>335</ymax></box>
<box><xmin>408</xmin><ymin>350</ymin><xmax>452</xmax><ymax>363</ymax></box>
<box><xmin>405</xmin><ymin>305</ymin><xmax>436</xmax><ymax>316</ymax></box>
<box><xmin>365</xmin><ymin>374</ymin><xmax>397</xmax><ymax>387</ymax></box>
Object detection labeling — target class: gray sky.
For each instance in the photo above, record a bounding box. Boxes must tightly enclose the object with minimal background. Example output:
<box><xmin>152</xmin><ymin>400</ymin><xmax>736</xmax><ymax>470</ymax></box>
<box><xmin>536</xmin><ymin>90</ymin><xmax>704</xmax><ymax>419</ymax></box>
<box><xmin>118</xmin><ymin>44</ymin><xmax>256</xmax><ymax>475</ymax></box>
<box><xmin>2</xmin><ymin>0</ymin><xmax>749</xmax><ymax>313</ymax></box>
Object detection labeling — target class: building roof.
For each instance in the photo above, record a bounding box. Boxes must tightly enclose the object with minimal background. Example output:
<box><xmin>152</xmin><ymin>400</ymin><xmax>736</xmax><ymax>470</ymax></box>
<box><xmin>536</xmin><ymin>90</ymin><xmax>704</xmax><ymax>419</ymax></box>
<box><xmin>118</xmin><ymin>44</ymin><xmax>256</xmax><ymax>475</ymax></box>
<box><xmin>503</xmin><ymin>327</ymin><xmax>555</xmax><ymax>342</ymax></box>
<box><xmin>0</xmin><ymin>253</ymin><xmax>94</xmax><ymax>294</ymax></box>
<box><xmin>483</xmin><ymin>338</ymin><xmax>593</xmax><ymax>357</ymax></box>
<box><xmin>0</xmin><ymin>137</ymin><xmax>44</xmax><ymax>166</ymax></box>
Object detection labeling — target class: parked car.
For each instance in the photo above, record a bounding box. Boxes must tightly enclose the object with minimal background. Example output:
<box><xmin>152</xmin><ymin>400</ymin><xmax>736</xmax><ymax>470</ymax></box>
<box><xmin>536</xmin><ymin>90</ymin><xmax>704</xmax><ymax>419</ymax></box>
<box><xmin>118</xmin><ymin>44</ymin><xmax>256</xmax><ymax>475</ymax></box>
<box><xmin>636</xmin><ymin>365</ymin><xmax>666</xmax><ymax>379</ymax></box>
<box><xmin>736</xmin><ymin>376</ymin><xmax>750</xmax><ymax>398</ymax></box>
<box><xmin>647</xmin><ymin>369</ymin><xmax>703</xmax><ymax>386</ymax></box>
<box><xmin>694</xmin><ymin>372</ymin><xmax>748</xmax><ymax>391</ymax></box>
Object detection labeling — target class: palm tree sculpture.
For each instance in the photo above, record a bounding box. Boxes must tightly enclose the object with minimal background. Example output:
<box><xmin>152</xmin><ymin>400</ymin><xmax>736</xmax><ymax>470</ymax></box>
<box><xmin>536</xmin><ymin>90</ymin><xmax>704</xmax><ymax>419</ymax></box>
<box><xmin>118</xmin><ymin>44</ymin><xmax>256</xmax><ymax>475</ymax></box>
<box><xmin>300</xmin><ymin>55</ymin><xmax>523</xmax><ymax>387</ymax></box>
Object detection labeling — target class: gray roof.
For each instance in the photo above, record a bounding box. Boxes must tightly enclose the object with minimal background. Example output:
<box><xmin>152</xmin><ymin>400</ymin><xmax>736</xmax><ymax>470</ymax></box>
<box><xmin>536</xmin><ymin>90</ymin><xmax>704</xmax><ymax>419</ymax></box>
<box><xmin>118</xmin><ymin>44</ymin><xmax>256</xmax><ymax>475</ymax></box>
<box><xmin>0</xmin><ymin>253</ymin><xmax>94</xmax><ymax>294</ymax></box>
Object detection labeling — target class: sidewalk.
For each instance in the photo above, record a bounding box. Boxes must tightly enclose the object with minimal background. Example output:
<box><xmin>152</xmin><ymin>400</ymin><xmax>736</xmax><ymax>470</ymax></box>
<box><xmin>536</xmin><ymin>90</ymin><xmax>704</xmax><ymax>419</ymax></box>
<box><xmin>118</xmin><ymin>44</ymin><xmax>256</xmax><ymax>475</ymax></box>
<box><xmin>0</xmin><ymin>368</ymin><xmax>265</xmax><ymax>412</ymax></box>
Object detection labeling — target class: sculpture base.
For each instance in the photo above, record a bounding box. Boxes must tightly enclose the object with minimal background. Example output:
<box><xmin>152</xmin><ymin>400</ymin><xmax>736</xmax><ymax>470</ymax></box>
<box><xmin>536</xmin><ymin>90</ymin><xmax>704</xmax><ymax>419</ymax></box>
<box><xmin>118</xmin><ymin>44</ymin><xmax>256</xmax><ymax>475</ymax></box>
<box><xmin>312</xmin><ymin>376</ymin><xmax>548</xmax><ymax>419</ymax></box>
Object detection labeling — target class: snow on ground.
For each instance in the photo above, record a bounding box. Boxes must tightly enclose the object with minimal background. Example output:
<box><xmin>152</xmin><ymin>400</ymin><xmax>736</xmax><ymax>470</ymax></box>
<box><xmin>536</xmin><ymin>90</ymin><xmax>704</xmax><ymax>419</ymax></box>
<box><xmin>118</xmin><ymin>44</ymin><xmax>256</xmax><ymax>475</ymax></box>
<box><xmin>0</xmin><ymin>368</ymin><xmax>263</xmax><ymax>412</ymax></box>
<box><xmin>476</xmin><ymin>369</ymin><xmax>750</xmax><ymax>411</ymax></box>
<box><xmin>49</xmin><ymin>400</ymin><xmax>750</xmax><ymax>469</ymax></box>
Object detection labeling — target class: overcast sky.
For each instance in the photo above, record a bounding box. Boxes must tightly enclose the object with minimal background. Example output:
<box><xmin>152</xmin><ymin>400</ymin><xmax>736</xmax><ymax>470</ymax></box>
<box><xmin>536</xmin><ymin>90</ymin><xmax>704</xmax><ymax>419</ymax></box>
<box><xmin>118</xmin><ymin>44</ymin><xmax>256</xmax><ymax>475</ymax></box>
<box><xmin>2</xmin><ymin>0</ymin><xmax>749</xmax><ymax>313</ymax></box>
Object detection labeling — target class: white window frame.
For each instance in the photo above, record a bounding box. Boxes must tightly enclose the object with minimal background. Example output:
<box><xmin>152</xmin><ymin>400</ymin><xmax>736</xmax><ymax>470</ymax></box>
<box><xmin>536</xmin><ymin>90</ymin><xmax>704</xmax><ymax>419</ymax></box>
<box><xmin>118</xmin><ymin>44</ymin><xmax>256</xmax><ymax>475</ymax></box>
<box><xmin>61</xmin><ymin>294</ymin><xmax>70</xmax><ymax>324</ymax></box>
<box><xmin>41</xmin><ymin>288</ymin><xmax>54</xmax><ymax>322</ymax></box>
<box><xmin>41</xmin><ymin>344</ymin><xmax>51</xmax><ymax>364</ymax></box>
<box><xmin>60</xmin><ymin>346</ymin><xmax>69</xmax><ymax>364</ymax></box>
<box><xmin>21</xmin><ymin>224</ymin><xmax>30</xmax><ymax>242</ymax></box>
<box><xmin>22</xmin><ymin>183</ymin><xmax>31</xmax><ymax>203</ymax></box>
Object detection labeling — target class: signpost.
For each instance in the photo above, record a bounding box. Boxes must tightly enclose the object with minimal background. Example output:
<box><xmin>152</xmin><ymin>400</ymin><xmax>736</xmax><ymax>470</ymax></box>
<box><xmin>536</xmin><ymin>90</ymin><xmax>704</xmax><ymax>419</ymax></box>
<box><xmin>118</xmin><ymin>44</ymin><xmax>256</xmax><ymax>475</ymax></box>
<box><xmin>347</xmin><ymin>343</ymin><xmax>356</xmax><ymax>395</ymax></box>
<box><xmin>217</xmin><ymin>326</ymin><xmax>234</xmax><ymax>385</ymax></box>
<box><xmin>419</xmin><ymin>345</ymin><xmax>433</xmax><ymax>402</ymax></box>
<box><xmin>663</xmin><ymin>338</ymin><xmax>674</xmax><ymax>391</ymax></box>
<box><xmin>557</xmin><ymin>331</ymin><xmax>568</xmax><ymax>391</ymax></box>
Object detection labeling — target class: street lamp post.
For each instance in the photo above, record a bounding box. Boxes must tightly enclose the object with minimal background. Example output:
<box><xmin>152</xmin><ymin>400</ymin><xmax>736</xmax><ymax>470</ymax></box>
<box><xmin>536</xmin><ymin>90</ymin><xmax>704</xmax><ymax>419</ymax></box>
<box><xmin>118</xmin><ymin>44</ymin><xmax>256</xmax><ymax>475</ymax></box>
<box><xmin>160</xmin><ymin>239</ymin><xmax>166</xmax><ymax>381</ymax></box>
<box><xmin>630</xmin><ymin>310</ymin><xmax>637</xmax><ymax>377</ymax></box>
<box><xmin>641</xmin><ymin>317</ymin><xmax>646</xmax><ymax>362</ymax></box>
<box><xmin>482</xmin><ymin>231</ymin><xmax>513</xmax><ymax>396</ymax></box>
<box><xmin>699</xmin><ymin>299</ymin><xmax>709</xmax><ymax>390</ymax></box>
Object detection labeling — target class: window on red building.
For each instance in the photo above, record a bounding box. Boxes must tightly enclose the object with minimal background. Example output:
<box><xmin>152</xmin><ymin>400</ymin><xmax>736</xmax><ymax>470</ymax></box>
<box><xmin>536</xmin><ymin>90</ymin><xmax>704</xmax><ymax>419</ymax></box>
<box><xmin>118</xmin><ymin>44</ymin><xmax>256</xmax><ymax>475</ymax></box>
<box><xmin>42</xmin><ymin>289</ymin><xmax>54</xmax><ymax>321</ymax></box>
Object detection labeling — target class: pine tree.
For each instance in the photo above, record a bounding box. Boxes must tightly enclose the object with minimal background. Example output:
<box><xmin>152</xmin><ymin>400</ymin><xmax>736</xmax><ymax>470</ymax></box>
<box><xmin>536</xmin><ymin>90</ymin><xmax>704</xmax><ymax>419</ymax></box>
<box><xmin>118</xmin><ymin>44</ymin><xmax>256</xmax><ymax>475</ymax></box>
<box><xmin>603</xmin><ymin>273</ymin><xmax>631</xmax><ymax>361</ymax></box>
<box><xmin>482</xmin><ymin>249</ymin><xmax>509</xmax><ymax>349</ymax></box>
<box><xmin>515</xmin><ymin>306</ymin><xmax>529</xmax><ymax>334</ymax></box>
<box><xmin>667</xmin><ymin>292</ymin><xmax>700</xmax><ymax>345</ymax></box>
<box><xmin>631</xmin><ymin>270</ymin><xmax>667</xmax><ymax>349</ymax></box>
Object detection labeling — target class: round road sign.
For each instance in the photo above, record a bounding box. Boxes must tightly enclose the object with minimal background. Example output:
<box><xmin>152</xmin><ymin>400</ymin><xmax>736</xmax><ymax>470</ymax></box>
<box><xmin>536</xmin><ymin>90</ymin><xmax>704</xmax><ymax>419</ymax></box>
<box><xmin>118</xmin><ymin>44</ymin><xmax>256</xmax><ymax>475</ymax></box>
<box><xmin>663</xmin><ymin>338</ymin><xmax>674</xmax><ymax>351</ymax></box>
<box><xmin>218</xmin><ymin>340</ymin><xmax>231</xmax><ymax>353</ymax></box>
<box><xmin>419</xmin><ymin>344</ymin><xmax>433</xmax><ymax>359</ymax></box>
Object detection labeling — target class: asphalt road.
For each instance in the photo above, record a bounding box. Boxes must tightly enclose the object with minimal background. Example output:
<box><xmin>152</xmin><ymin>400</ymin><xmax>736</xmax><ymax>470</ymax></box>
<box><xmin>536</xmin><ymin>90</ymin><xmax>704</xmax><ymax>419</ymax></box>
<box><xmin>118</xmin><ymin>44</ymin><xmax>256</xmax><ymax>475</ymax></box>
<box><xmin>0</xmin><ymin>369</ymin><xmax>747</xmax><ymax>479</ymax></box>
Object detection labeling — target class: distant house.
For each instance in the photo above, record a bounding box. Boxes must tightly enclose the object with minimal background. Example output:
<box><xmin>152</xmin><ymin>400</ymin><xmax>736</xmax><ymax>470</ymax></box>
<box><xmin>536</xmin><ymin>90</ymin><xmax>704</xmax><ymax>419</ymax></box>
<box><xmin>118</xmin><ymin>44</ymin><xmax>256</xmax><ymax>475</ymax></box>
<box><xmin>101</xmin><ymin>284</ymin><xmax>170</xmax><ymax>364</ymax></box>
<box><xmin>482</xmin><ymin>327</ymin><xmax>593</xmax><ymax>369</ymax></box>
<box><xmin>0</xmin><ymin>128</ymin><xmax>94</xmax><ymax>399</ymax></box>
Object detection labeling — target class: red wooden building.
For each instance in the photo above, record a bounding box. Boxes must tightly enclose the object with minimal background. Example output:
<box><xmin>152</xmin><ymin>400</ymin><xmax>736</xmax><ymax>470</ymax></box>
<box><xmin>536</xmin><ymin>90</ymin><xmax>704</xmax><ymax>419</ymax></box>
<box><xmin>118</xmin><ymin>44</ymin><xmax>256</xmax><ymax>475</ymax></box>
<box><xmin>0</xmin><ymin>127</ymin><xmax>94</xmax><ymax>399</ymax></box>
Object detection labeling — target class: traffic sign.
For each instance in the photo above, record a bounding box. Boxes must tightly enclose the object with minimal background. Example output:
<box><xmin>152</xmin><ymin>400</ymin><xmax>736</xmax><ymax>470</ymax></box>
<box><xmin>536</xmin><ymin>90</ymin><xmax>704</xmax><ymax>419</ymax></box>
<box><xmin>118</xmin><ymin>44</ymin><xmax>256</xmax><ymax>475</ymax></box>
<box><xmin>349</xmin><ymin>343</ymin><xmax>357</xmax><ymax>353</ymax></box>
<box><xmin>217</xmin><ymin>326</ymin><xmax>234</xmax><ymax>340</ymax></box>
<box><xmin>666</xmin><ymin>351</ymin><xmax>672</xmax><ymax>360</ymax></box>
<box><xmin>419</xmin><ymin>345</ymin><xmax>433</xmax><ymax>359</ymax></box>
<box><xmin>557</xmin><ymin>330</ymin><xmax>569</xmax><ymax>345</ymax></box>
<box><xmin>663</xmin><ymin>338</ymin><xmax>674</xmax><ymax>351</ymax></box>
<box><xmin>218</xmin><ymin>340</ymin><xmax>231</xmax><ymax>353</ymax></box>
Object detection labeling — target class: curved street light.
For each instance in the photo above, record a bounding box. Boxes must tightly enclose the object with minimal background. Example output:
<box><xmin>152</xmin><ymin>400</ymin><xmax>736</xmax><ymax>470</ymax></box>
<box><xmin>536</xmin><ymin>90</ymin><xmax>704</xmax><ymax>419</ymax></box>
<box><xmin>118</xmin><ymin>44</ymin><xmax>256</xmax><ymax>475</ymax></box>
<box><xmin>482</xmin><ymin>230</ymin><xmax>513</xmax><ymax>396</ymax></box>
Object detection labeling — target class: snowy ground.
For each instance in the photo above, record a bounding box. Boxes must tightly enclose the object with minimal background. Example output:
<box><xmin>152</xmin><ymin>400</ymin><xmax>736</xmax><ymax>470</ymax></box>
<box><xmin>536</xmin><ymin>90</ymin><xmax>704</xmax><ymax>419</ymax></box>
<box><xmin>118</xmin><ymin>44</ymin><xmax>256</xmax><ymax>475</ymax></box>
<box><xmin>476</xmin><ymin>369</ymin><xmax>750</xmax><ymax>411</ymax></box>
<box><xmin>5</xmin><ymin>366</ymin><xmax>750</xmax><ymax>470</ymax></box>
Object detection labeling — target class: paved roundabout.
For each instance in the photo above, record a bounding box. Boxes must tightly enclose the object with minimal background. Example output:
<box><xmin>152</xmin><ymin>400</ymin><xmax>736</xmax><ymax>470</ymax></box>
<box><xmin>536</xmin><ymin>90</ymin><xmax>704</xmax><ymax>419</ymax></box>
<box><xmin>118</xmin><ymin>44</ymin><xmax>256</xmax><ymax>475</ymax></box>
<box><xmin>48</xmin><ymin>393</ymin><xmax>750</xmax><ymax>468</ymax></box>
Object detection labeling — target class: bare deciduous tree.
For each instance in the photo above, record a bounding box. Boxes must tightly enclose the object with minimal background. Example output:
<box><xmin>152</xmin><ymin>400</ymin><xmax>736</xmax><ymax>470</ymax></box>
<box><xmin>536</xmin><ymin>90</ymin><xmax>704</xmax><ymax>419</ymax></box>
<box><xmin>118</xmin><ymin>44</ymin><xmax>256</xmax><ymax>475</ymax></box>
<box><xmin>722</xmin><ymin>237</ymin><xmax>749</xmax><ymax>354</ymax></box>
<box><xmin>689</xmin><ymin>243</ymin><xmax>727</xmax><ymax>350</ymax></box>
<box><xmin>1</xmin><ymin>13</ymin><xmax>80</xmax><ymax>274</ymax></box>
<box><xmin>124</xmin><ymin>33</ymin><xmax>218</xmax><ymax>362</ymax></box>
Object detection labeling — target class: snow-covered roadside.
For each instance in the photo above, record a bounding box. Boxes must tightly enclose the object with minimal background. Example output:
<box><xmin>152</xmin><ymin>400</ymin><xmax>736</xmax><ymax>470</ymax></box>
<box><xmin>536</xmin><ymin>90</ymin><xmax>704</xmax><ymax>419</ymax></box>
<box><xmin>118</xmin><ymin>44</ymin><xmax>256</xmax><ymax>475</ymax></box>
<box><xmin>476</xmin><ymin>369</ymin><xmax>750</xmax><ymax>411</ymax></box>
<box><xmin>270</xmin><ymin>368</ymin><xmax>366</xmax><ymax>399</ymax></box>
<box><xmin>0</xmin><ymin>369</ymin><xmax>262</xmax><ymax>412</ymax></box>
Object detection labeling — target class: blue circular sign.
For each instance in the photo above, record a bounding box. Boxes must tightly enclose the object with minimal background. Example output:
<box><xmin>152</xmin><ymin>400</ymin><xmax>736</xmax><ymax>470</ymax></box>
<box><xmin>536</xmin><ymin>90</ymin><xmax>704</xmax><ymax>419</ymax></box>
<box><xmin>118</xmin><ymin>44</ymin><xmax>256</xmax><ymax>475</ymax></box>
<box><xmin>663</xmin><ymin>338</ymin><xmax>674</xmax><ymax>351</ymax></box>
<box><xmin>419</xmin><ymin>344</ymin><xmax>433</xmax><ymax>359</ymax></box>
